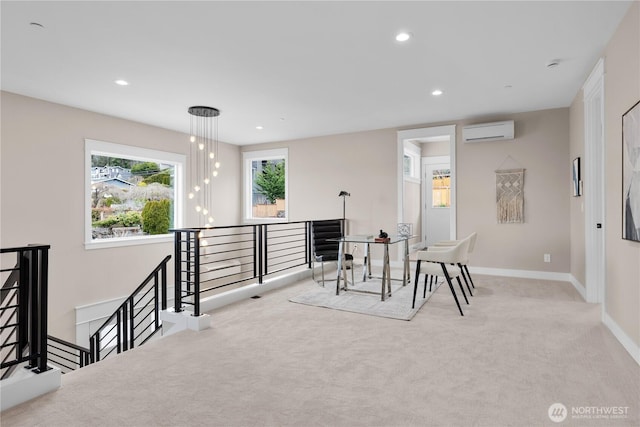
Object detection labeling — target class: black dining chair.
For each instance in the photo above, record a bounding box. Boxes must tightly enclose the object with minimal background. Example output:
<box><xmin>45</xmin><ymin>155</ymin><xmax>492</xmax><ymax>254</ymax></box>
<box><xmin>311</xmin><ymin>219</ymin><xmax>354</xmax><ymax>287</ymax></box>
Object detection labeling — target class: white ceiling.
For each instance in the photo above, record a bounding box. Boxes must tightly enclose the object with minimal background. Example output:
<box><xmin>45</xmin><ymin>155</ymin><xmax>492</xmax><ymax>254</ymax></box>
<box><xmin>1</xmin><ymin>1</ymin><xmax>632</xmax><ymax>145</ymax></box>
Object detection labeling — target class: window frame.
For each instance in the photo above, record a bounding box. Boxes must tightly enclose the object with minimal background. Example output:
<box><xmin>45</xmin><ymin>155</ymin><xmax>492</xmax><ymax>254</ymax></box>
<box><xmin>242</xmin><ymin>148</ymin><xmax>289</xmax><ymax>223</ymax></box>
<box><xmin>84</xmin><ymin>139</ymin><xmax>186</xmax><ymax>250</ymax></box>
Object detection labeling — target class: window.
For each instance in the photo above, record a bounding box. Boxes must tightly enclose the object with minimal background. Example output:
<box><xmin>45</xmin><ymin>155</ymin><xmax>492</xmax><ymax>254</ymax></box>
<box><xmin>403</xmin><ymin>144</ymin><xmax>420</xmax><ymax>182</ymax></box>
<box><xmin>85</xmin><ymin>139</ymin><xmax>185</xmax><ymax>249</ymax></box>
<box><xmin>432</xmin><ymin>169</ymin><xmax>451</xmax><ymax>208</ymax></box>
<box><xmin>243</xmin><ymin>148</ymin><xmax>288</xmax><ymax>222</ymax></box>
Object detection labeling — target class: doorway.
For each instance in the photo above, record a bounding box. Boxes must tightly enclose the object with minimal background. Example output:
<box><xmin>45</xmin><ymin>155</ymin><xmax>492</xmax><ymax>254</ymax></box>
<box><xmin>397</xmin><ymin>125</ymin><xmax>456</xmax><ymax>257</ymax></box>
<box><xmin>583</xmin><ymin>58</ymin><xmax>606</xmax><ymax>306</ymax></box>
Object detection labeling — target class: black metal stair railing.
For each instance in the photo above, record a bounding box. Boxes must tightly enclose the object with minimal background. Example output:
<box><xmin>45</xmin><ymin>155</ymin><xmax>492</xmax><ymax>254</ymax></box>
<box><xmin>46</xmin><ymin>255</ymin><xmax>171</xmax><ymax>372</ymax></box>
<box><xmin>1</xmin><ymin>244</ymin><xmax>51</xmax><ymax>379</ymax></box>
<box><xmin>173</xmin><ymin>220</ymin><xmax>326</xmax><ymax>316</ymax></box>
<box><xmin>88</xmin><ymin>255</ymin><xmax>170</xmax><ymax>363</ymax></box>
<box><xmin>47</xmin><ymin>335</ymin><xmax>92</xmax><ymax>374</ymax></box>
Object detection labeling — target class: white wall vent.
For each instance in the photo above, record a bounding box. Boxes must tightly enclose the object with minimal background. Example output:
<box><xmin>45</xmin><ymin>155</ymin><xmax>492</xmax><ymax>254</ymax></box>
<box><xmin>462</xmin><ymin>120</ymin><xmax>514</xmax><ymax>143</ymax></box>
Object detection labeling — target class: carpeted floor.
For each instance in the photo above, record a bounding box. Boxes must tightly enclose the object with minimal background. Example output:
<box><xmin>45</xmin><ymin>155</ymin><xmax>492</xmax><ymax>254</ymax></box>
<box><xmin>2</xmin><ymin>274</ymin><xmax>639</xmax><ymax>426</ymax></box>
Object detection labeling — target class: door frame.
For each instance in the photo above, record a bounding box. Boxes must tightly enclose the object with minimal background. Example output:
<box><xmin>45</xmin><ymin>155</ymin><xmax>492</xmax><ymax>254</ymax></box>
<box><xmin>397</xmin><ymin>125</ymin><xmax>457</xmax><ymax>259</ymax></box>
<box><xmin>583</xmin><ymin>58</ymin><xmax>606</xmax><ymax>307</ymax></box>
<box><xmin>422</xmin><ymin>156</ymin><xmax>451</xmax><ymax>246</ymax></box>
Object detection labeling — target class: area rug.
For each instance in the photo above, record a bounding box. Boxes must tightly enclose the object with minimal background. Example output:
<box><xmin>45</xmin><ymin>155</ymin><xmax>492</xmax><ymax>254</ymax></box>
<box><xmin>289</xmin><ymin>278</ymin><xmax>441</xmax><ymax>321</ymax></box>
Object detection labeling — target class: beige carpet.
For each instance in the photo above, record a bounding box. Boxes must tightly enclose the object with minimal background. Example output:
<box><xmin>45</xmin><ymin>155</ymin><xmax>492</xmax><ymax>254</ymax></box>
<box><xmin>2</xmin><ymin>274</ymin><xmax>639</xmax><ymax>427</ymax></box>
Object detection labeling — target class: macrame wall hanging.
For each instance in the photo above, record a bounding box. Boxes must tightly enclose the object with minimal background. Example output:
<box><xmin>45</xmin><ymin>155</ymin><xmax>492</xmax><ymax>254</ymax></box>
<box><xmin>495</xmin><ymin>168</ymin><xmax>525</xmax><ymax>223</ymax></box>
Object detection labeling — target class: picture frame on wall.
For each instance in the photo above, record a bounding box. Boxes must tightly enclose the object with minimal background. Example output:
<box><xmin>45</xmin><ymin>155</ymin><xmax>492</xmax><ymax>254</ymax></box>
<box><xmin>572</xmin><ymin>157</ymin><xmax>582</xmax><ymax>197</ymax></box>
<box><xmin>622</xmin><ymin>100</ymin><xmax>640</xmax><ymax>242</ymax></box>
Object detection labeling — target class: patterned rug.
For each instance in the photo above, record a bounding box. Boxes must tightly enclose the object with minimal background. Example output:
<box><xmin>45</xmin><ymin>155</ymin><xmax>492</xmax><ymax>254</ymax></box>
<box><xmin>289</xmin><ymin>277</ymin><xmax>441</xmax><ymax>321</ymax></box>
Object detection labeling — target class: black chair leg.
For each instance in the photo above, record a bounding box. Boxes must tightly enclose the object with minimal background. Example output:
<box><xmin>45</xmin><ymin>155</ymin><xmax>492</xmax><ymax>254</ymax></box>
<box><xmin>412</xmin><ymin>260</ymin><xmax>421</xmax><ymax>309</ymax></box>
<box><xmin>456</xmin><ymin>276</ymin><xmax>469</xmax><ymax>304</ymax></box>
<box><xmin>459</xmin><ymin>263</ymin><xmax>473</xmax><ymax>296</ymax></box>
<box><xmin>445</xmin><ymin>276</ymin><xmax>464</xmax><ymax>316</ymax></box>
<box><xmin>464</xmin><ymin>265</ymin><xmax>475</xmax><ymax>289</ymax></box>
<box><xmin>441</xmin><ymin>264</ymin><xmax>464</xmax><ymax>316</ymax></box>
<box><xmin>423</xmin><ymin>274</ymin><xmax>428</xmax><ymax>298</ymax></box>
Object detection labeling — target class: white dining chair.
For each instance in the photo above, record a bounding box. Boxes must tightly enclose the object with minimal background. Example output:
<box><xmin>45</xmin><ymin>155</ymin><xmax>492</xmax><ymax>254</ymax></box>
<box><xmin>432</xmin><ymin>232</ymin><xmax>477</xmax><ymax>295</ymax></box>
<box><xmin>413</xmin><ymin>237</ymin><xmax>471</xmax><ymax>316</ymax></box>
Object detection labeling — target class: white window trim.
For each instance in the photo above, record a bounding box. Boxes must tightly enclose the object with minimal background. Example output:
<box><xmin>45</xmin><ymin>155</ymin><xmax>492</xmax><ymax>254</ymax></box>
<box><xmin>84</xmin><ymin>139</ymin><xmax>186</xmax><ymax>250</ymax></box>
<box><xmin>242</xmin><ymin>148</ymin><xmax>289</xmax><ymax>223</ymax></box>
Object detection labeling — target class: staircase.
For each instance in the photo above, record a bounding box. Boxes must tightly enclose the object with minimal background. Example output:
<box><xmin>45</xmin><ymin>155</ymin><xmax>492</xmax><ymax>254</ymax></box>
<box><xmin>47</xmin><ymin>255</ymin><xmax>171</xmax><ymax>372</ymax></box>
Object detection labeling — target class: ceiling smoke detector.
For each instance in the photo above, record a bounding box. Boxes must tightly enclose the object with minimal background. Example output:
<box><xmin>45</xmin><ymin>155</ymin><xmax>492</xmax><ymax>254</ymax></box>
<box><xmin>546</xmin><ymin>59</ymin><xmax>560</xmax><ymax>69</ymax></box>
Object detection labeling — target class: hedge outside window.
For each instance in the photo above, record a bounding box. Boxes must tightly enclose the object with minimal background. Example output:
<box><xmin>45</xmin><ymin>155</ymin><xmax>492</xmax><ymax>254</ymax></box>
<box><xmin>85</xmin><ymin>139</ymin><xmax>185</xmax><ymax>249</ymax></box>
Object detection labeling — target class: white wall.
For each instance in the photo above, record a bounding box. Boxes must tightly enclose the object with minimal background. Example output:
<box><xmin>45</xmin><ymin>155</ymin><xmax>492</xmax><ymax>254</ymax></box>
<box><xmin>0</xmin><ymin>92</ymin><xmax>241</xmax><ymax>341</ymax></box>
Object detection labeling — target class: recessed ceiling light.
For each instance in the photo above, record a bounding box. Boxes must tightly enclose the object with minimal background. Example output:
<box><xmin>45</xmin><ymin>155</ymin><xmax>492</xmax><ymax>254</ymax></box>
<box><xmin>256</xmin><ymin>125</ymin><xmax>264</xmax><ymax>130</ymax></box>
<box><xmin>431</xmin><ymin>89</ymin><xmax>443</xmax><ymax>96</ymax></box>
<box><xmin>114</xmin><ymin>79</ymin><xmax>129</xmax><ymax>86</ymax></box>
<box><xmin>395</xmin><ymin>32</ymin><xmax>411</xmax><ymax>42</ymax></box>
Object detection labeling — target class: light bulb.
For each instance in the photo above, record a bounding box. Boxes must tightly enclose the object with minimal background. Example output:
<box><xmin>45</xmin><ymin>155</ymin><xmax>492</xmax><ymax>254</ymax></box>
<box><xmin>204</xmin><ymin>178</ymin><xmax>210</xmax><ymax>184</ymax></box>
<box><xmin>214</xmin><ymin>162</ymin><xmax>220</xmax><ymax>168</ymax></box>
<box><xmin>208</xmin><ymin>216</ymin><xmax>214</xmax><ymax>223</ymax></box>
<box><xmin>213</xmin><ymin>170</ymin><xmax>218</xmax><ymax>177</ymax></box>
<box><xmin>188</xmin><ymin>192</ymin><xmax>194</xmax><ymax>199</ymax></box>
<box><xmin>198</xmin><ymin>143</ymin><xmax>204</xmax><ymax>150</ymax></box>
<box><xmin>202</xmin><ymin>209</ymin><xmax>208</xmax><ymax>215</ymax></box>
<box><xmin>194</xmin><ymin>185</ymin><xmax>200</xmax><ymax>192</ymax></box>
<box><xmin>200</xmin><ymin>239</ymin><xmax>209</xmax><ymax>247</ymax></box>
<box><xmin>209</xmin><ymin>152</ymin><xmax>215</xmax><ymax>159</ymax></box>
<box><xmin>195</xmin><ymin>205</ymin><xmax>201</xmax><ymax>212</ymax></box>
<box><xmin>190</xmin><ymin>135</ymin><xmax>196</xmax><ymax>143</ymax></box>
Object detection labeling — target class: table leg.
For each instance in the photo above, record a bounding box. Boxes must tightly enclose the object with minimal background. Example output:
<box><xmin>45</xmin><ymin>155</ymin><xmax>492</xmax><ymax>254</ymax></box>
<box><xmin>362</xmin><ymin>242</ymin><xmax>370</xmax><ymax>282</ymax></box>
<box><xmin>336</xmin><ymin>240</ymin><xmax>344</xmax><ymax>295</ymax></box>
<box><xmin>403</xmin><ymin>239</ymin><xmax>410</xmax><ymax>286</ymax></box>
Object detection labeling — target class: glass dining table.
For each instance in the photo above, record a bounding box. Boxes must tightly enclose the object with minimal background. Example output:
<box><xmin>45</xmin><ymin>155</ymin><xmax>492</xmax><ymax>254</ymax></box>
<box><xmin>331</xmin><ymin>234</ymin><xmax>413</xmax><ymax>301</ymax></box>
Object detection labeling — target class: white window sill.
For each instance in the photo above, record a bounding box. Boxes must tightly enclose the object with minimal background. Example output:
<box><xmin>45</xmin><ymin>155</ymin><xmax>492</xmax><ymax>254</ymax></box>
<box><xmin>84</xmin><ymin>234</ymin><xmax>173</xmax><ymax>250</ymax></box>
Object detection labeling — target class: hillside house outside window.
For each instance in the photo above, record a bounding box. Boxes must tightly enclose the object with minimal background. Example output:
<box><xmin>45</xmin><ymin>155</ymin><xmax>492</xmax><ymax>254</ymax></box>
<box><xmin>85</xmin><ymin>139</ymin><xmax>185</xmax><ymax>249</ymax></box>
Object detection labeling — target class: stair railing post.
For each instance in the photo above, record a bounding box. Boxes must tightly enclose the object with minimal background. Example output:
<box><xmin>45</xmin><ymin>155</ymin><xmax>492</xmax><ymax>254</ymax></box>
<box><xmin>36</xmin><ymin>247</ymin><xmax>49</xmax><ymax>373</ymax></box>
<box><xmin>128</xmin><ymin>296</ymin><xmax>135</xmax><ymax>350</ymax></box>
<box><xmin>17</xmin><ymin>250</ymin><xmax>29</xmax><ymax>358</ymax></box>
<box><xmin>193</xmin><ymin>230</ymin><xmax>201</xmax><ymax>317</ymax></box>
<box><xmin>257</xmin><ymin>225</ymin><xmax>263</xmax><ymax>284</ymax></box>
<box><xmin>27</xmin><ymin>248</ymin><xmax>39</xmax><ymax>369</ymax></box>
<box><xmin>160</xmin><ymin>260</ymin><xmax>167</xmax><ymax>311</ymax></box>
<box><xmin>173</xmin><ymin>230</ymin><xmax>182</xmax><ymax>313</ymax></box>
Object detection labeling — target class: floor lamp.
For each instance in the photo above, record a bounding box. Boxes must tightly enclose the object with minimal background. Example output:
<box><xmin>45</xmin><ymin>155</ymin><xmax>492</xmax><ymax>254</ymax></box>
<box><xmin>338</xmin><ymin>190</ymin><xmax>350</xmax><ymax>235</ymax></box>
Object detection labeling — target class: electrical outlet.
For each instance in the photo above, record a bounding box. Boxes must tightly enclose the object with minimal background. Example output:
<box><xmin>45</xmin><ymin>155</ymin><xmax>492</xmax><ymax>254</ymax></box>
<box><xmin>544</xmin><ymin>253</ymin><xmax>551</xmax><ymax>263</ymax></box>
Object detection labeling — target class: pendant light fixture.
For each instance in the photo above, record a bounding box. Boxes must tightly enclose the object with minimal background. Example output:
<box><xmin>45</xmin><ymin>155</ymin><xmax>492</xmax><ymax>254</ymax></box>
<box><xmin>187</xmin><ymin>106</ymin><xmax>220</xmax><ymax>227</ymax></box>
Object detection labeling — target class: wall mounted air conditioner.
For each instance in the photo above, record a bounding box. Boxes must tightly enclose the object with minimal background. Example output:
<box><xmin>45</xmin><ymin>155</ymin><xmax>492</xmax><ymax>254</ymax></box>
<box><xmin>462</xmin><ymin>120</ymin><xmax>514</xmax><ymax>143</ymax></box>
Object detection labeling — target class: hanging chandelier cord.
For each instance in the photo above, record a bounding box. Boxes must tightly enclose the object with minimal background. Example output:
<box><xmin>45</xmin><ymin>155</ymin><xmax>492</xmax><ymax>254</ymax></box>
<box><xmin>188</xmin><ymin>106</ymin><xmax>220</xmax><ymax>227</ymax></box>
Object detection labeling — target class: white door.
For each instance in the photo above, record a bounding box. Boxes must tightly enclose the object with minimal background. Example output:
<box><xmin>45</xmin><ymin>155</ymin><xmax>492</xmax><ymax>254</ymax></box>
<box><xmin>422</xmin><ymin>156</ymin><xmax>451</xmax><ymax>246</ymax></box>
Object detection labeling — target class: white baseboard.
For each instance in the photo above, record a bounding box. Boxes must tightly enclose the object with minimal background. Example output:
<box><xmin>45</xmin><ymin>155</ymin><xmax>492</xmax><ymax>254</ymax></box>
<box><xmin>468</xmin><ymin>266</ymin><xmax>572</xmax><ymax>282</ymax></box>
<box><xmin>603</xmin><ymin>312</ymin><xmax>640</xmax><ymax>365</ymax></box>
